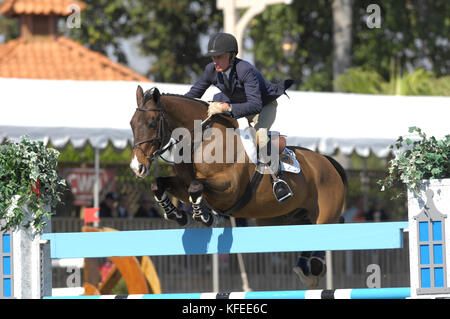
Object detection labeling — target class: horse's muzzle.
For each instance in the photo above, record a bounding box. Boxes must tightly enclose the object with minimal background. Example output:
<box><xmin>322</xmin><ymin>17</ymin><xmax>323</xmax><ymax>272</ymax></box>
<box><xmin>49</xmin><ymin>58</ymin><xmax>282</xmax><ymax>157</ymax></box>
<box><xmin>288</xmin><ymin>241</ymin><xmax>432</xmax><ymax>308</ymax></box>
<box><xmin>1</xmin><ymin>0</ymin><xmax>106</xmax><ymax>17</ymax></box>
<box><xmin>130</xmin><ymin>154</ymin><xmax>150</xmax><ymax>178</ymax></box>
<box><xmin>137</xmin><ymin>163</ymin><xmax>148</xmax><ymax>177</ymax></box>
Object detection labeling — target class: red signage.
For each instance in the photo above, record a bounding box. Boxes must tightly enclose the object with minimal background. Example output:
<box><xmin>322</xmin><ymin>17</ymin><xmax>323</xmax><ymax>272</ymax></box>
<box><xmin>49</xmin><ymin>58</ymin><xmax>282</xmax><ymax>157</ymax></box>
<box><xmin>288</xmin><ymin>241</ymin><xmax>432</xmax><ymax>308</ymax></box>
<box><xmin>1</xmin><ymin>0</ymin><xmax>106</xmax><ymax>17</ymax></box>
<box><xmin>61</xmin><ymin>168</ymin><xmax>116</xmax><ymax>206</ymax></box>
<box><xmin>84</xmin><ymin>207</ymin><xmax>100</xmax><ymax>225</ymax></box>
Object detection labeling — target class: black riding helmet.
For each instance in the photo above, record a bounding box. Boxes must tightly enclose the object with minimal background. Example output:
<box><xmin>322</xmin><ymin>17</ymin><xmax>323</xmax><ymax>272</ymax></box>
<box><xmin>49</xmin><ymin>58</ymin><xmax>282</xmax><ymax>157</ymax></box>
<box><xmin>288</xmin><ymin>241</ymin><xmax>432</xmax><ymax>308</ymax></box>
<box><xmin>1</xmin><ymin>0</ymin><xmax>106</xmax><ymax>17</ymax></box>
<box><xmin>205</xmin><ymin>33</ymin><xmax>238</xmax><ymax>57</ymax></box>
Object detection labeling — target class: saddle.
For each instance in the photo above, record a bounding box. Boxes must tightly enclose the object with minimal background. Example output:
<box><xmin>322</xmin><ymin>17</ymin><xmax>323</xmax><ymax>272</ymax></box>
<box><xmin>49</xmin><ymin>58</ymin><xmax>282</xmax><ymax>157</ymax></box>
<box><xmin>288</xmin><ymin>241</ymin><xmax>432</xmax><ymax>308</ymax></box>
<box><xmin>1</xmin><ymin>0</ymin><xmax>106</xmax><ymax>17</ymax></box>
<box><xmin>236</xmin><ymin>126</ymin><xmax>301</xmax><ymax>175</ymax></box>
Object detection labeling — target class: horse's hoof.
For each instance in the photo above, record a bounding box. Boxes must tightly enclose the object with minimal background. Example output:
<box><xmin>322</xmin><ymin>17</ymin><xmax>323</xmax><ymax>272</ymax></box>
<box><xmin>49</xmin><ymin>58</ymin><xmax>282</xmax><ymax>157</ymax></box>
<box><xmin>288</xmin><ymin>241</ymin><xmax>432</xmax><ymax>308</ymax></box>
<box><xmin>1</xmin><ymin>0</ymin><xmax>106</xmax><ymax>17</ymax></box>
<box><xmin>293</xmin><ymin>266</ymin><xmax>319</xmax><ymax>288</ymax></box>
<box><xmin>193</xmin><ymin>212</ymin><xmax>213</xmax><ymax>227</ymax></box>
<box><xmin>293</xmin><ymin>255</ymin><xmax>325</xmax><ymax>288</ymax></box>
<box><xmin>174</xmin><ymin>210</ymin><xmax>190</xmax><ymax>227</ymax></box>
<box><xmin>164</xmin><ymin>209</ymin><xmax>190</xmax><ymax>227</ymax></box>
<box><xmin>310</xmin><ymin>257</ymin><xmax>326</xmax><ymax>277</ymax></box>
<box><xmin>192</xmin><ymin>211</ymin><xmax>223</xmax><ymax>227</ymax></box>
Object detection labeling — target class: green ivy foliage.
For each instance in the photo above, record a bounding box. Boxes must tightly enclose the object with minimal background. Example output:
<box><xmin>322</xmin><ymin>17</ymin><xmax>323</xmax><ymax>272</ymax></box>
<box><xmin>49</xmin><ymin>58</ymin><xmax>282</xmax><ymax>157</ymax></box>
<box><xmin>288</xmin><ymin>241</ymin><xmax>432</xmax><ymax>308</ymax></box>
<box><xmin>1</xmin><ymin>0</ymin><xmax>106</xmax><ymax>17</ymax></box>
<box><xmin>379</xmin><ymin>127</ymin><xmax>450</xmax><ymax>198</ymax></box>
<box><xmin>0</xmin><ymin>136</ymin><xmax>66</xmax><ymax>233</ymax></box>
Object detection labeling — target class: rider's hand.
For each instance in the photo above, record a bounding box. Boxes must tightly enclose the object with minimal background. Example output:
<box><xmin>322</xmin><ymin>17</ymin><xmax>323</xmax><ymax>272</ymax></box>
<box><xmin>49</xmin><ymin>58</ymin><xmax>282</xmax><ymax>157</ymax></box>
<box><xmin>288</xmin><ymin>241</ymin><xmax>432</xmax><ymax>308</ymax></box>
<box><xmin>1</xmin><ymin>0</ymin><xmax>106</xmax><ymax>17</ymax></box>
<box><xmin>208</xmin><ymin>102</ymin><xmax>230</xmax><ymax>117</ymax></box>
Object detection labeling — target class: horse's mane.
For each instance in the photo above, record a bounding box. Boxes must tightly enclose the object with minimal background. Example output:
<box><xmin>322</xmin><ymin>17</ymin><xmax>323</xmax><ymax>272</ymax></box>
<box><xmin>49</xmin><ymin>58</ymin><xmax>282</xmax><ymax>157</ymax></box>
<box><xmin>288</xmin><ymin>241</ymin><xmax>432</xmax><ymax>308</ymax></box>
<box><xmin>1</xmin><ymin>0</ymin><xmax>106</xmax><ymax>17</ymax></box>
<box><xmin>161</xmin><ymin>93</ymin><xmax>209</xmax><ymax>108</ymax></box>
<box><xmin>144</xmin><ymin>89</ymin><xmax>237</xmax><ymax>128</ymax></box>
<box><xmin>165</xmin><ymin>93</ymin><xmax>238</xmax><ymax>128</ymax></box>
<box><xmin>142</xmin><ymin>88</ymin><xmax>209</xmax><ymax>108</ymax></box>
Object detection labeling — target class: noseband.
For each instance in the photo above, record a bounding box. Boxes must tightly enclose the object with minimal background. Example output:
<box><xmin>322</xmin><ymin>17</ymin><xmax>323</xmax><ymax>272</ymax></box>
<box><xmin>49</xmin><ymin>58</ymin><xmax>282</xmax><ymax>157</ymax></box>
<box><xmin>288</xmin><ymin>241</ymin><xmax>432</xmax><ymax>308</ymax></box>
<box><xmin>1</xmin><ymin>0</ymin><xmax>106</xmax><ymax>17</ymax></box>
<box><xmin>133</xmin><ymin>107</ymin><xmax>170</xmax><ymax>162</ymax></box>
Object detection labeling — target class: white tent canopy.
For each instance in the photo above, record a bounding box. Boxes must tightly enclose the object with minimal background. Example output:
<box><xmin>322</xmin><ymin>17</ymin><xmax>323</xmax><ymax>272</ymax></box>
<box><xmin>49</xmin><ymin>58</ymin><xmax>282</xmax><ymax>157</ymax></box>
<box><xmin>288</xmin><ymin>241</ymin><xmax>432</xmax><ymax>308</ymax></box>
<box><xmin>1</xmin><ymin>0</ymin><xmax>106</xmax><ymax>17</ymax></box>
<box><xmin>1</xmin><ymin>78</ymin><xmax>449</xmax><ymax>158</ymax></box>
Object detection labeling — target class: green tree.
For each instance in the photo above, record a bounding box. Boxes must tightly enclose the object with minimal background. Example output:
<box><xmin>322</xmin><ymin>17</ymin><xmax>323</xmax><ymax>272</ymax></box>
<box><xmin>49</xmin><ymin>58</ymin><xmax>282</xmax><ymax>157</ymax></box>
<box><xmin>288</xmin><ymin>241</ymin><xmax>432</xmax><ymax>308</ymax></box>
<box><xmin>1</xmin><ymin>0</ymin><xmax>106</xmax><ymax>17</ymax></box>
<box><xmin>64</xmin><ymin>0</ymin><xmax>135</xmax><ymax>64</ymax></box>
<box><xmin>249</xmin><ymin>0</ymin><xmax>450</xmax><ymax>91</ymax></box>
<box><xmin>0</xmin><ymin>0</ymin><xmax>222</xmax><ymax>83</ymax></box>
<box><xmin>0</xmin><ymin>14</ymin><xmax>18</xmax><ymax>42</ymax></box>
<box><xmin>352</xmin><ymin>1</ymin><xmax>450</xmax><ymax>79</ymax></box>
<box><xmin>64</xmin><ymin>0</ymin><xmax>222</xmax><ymax>82</ymax></box>
<box><xmin>248</xmin><ymin>0</ymin><xmax>334</xmax><ymax>91</ymax></box>
<box><xmin>130</xmin><ymin>0</ymin><xmax>222</xmax><ymax>83</ymax></box>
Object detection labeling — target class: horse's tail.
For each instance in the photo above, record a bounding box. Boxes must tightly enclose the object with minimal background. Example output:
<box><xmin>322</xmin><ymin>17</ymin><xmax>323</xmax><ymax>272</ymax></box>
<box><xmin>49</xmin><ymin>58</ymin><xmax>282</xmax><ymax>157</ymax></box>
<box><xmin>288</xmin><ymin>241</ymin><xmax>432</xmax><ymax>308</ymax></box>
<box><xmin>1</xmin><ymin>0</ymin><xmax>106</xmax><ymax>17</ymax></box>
<box><xmin>323</xmin><ymin>155</ymin><xmax>348</xmax><ymax>189</ymax></box>
<box><xmin>324</xmin><ymin>155</ymin><xmax>348</xmax><ymax>223</ymax></box>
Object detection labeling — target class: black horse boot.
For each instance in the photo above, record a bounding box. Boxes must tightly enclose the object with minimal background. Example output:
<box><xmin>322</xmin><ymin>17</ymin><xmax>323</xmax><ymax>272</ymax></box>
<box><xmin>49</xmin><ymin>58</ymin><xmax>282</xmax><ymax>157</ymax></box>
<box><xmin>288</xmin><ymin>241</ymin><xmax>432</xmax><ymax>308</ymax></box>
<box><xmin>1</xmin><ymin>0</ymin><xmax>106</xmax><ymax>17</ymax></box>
<box><xmin>258</xmin><ymin>136</ymin><xmax>293</xmax><ymax>202</ymax></box>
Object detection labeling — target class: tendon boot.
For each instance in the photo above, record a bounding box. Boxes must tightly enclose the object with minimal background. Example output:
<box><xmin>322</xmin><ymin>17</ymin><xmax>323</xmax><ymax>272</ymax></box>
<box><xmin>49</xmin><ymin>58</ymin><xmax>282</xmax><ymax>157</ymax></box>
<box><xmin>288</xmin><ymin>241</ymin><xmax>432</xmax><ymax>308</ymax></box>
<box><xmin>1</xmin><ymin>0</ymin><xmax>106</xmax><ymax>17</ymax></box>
<box><xmin>154</xmin><ymin>192</ymin><xmax>189</xmax><ymax>226</ymax></box>
<box><xmin>257</xmin><ymin>131</ymin><xmax>293</xmax><ymax>202</ymax></box>
<box><xmin>190</xmin><ymin>195</ymin><xmax>223</xmax><ymax>227</ymax></box>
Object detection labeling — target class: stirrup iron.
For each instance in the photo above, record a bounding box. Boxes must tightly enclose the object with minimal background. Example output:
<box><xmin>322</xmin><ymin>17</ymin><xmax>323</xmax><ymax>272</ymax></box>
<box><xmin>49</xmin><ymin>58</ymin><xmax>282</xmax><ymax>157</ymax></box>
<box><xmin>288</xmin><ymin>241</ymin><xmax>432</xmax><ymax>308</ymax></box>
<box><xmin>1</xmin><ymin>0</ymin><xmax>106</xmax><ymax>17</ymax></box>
<box><xmin>259</xmin><ymin>162</ymin><xmax>294</xmax><ymax>202</ymax></box>
<box><xmin>272</xmin><ymin>178</ymin><xmax>293</xmax><ymax>202</ymax></box>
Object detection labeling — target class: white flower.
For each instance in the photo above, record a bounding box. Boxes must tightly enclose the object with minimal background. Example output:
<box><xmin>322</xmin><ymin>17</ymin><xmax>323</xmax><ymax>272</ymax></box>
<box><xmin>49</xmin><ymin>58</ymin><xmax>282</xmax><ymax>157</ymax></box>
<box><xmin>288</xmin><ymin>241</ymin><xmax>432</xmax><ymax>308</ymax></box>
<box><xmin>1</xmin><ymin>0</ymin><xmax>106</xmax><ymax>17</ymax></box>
<box><xmin>5</xmin><ymin>195</ymin><xmax>21</xmax><ymax>218</ymax></box>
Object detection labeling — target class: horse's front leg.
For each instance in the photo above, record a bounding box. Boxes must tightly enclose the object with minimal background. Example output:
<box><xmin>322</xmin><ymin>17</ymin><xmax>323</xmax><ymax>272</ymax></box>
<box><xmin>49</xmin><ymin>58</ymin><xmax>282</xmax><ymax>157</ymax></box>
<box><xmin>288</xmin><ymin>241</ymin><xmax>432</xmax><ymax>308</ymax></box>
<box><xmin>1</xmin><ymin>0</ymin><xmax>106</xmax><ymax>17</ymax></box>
<box><xmin>188</xmin><ymin>180</ymin><xmax>221</xmax><ymax>227</ymax></box>
<box><xmin>151</xmin><ymin>176</ymin><xmax>190</xmax><ymax>226</ymax></box>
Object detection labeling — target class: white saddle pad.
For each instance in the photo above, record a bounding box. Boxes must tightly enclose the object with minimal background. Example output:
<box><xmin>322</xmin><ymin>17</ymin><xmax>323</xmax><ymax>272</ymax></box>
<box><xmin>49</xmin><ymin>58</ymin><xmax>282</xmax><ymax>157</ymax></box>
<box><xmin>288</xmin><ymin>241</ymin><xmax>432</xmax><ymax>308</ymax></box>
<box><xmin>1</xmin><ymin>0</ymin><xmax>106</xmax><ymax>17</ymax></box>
<box><xmin>236</xmin><ymin>126</ymin><xmax>301</xmax><ymax>174</ymax></box>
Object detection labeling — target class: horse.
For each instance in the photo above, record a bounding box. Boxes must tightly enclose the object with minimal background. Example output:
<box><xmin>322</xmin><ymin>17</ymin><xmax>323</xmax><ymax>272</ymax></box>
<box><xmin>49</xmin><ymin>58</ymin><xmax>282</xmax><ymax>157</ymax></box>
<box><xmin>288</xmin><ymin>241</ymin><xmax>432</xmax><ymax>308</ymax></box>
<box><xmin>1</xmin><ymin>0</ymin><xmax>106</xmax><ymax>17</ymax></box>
<box><xmin>129</xmin><ymin>85</ymin><xmax>347</xmax><ymax>287</ymax></box>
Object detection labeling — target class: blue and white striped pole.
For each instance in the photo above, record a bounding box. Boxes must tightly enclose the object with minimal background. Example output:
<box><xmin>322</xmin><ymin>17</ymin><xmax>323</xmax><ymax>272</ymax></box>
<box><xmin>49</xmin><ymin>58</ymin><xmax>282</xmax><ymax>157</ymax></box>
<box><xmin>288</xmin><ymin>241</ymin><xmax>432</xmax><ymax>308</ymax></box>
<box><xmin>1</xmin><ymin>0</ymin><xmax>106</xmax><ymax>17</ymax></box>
<box><xmin>45</xmin><ymin>287</ymin><xmax>411</xmax><ymax>299</ymax></box>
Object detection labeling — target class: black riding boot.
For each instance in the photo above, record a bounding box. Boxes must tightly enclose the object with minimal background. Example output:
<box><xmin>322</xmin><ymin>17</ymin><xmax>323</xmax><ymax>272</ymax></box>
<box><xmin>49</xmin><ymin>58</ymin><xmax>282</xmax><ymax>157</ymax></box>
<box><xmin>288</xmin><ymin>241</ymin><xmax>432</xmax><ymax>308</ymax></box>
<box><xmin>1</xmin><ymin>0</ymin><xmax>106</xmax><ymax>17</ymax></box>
<box><xmin>258</xmin><ymin>140</ymin><xmax>293</xmax><ymax>202</ymax></box>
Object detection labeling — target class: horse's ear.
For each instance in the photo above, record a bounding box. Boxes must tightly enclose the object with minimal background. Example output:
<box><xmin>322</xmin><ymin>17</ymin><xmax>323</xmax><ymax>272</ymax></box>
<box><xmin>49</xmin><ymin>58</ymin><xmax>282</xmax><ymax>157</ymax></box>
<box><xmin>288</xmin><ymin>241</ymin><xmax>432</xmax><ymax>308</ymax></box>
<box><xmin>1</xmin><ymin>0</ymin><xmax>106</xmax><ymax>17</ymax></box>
<box><xmin>152</xmin><ymin>87</ymin><xmax>160</xmax><ymax>104</ymax></box>
<box><xmin>136</xmin><ymin>85</ymin><xmax>144</xmax><ymax>107</ymax></box>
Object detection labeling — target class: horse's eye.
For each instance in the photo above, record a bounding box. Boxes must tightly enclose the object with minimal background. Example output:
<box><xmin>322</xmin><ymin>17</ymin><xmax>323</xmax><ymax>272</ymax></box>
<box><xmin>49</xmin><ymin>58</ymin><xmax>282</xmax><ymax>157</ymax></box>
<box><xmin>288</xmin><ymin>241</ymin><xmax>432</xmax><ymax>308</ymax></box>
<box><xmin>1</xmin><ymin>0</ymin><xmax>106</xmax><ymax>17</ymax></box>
<box><xmin>148</xmin><ymin>121</ymin><xmax>157</xmax><ymax>129</ymax></box>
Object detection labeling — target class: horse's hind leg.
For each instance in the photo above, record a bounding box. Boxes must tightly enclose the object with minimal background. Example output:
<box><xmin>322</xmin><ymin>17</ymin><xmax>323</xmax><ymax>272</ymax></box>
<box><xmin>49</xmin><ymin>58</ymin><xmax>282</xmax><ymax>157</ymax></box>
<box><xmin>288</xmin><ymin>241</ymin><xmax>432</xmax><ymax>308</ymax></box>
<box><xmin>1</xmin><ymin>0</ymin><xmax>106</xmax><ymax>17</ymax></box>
<box><xmin>151</xmin><ymin>176</ymin><xmax>190</xmax><ymax>226</ymax></box>
<box><xmin>293</xmin><ymin>203</ymin><xmax>345</xmax><ymax>288</ymax></box>
<box><xmin>294</xmin><ymin>163</ymin><xmax>346</xmax><ymax>286</ymax></box>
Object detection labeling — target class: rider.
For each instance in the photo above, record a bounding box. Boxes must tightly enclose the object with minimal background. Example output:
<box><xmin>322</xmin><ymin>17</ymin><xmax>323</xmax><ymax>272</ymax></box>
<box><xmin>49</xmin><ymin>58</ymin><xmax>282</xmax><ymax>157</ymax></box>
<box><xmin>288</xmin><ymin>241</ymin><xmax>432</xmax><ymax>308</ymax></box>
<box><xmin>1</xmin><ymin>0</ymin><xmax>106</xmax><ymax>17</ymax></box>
<box><xmin>185</xmin><ymin>32</ymin><xmax>294</xmax><ymax>202</ymax></box>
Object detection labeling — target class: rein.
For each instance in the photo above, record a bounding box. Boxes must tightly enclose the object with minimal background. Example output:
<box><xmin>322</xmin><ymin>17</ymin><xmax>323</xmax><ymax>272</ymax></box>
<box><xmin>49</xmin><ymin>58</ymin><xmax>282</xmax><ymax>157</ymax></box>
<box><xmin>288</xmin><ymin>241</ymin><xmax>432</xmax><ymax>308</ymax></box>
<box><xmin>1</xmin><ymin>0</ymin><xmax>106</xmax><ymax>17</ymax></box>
<box><xmin>133</xmin><ymin>103</ymin><xmax>214</xmax><ymax>164</ymax></box>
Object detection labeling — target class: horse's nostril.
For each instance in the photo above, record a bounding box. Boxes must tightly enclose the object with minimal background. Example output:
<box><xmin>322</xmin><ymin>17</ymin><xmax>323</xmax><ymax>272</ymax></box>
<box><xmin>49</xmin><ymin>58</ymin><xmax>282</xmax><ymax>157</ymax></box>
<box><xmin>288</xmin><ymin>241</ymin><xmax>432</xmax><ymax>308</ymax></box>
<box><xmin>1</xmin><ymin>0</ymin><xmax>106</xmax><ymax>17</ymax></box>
<box><xmin>138</xmin><ymin>164</ymin><xmax>146</xmax><ymax>175</ymax></box>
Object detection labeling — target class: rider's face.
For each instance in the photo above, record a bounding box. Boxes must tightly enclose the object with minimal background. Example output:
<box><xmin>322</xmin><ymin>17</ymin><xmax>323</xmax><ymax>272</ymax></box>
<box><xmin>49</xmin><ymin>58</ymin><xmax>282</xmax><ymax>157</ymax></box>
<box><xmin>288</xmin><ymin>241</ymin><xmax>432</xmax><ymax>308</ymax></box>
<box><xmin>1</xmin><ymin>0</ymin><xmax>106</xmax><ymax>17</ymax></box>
<box><xmin>212</xmin><ymin>53</ymin><xmax>231</xmax><ymax>73</ymax></box>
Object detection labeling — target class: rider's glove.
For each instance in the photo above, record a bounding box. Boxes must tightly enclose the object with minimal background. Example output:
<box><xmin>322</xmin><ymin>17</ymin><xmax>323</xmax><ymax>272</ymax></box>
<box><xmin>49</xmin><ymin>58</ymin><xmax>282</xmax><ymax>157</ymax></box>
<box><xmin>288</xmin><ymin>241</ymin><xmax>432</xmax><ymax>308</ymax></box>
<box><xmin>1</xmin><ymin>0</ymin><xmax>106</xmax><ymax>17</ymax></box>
<box><xmin>208</xmin><ymin>102</ymin><xmax>230</xmax><ymax>117</ymax></box>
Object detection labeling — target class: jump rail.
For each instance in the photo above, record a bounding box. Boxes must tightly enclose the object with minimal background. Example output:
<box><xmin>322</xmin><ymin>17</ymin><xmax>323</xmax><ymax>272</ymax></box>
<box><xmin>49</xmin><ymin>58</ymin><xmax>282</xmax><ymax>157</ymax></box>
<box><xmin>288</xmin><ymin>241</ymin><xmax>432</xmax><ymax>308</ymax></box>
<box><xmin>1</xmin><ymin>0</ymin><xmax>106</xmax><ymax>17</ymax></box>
<box><xmin>48</xmin><ymin>287</ymin><xmax>412</xmax><ymax>299</ymax></box>
<box><xmin>41</xmin><ymin>222</ymin><xmax>409</xmax><ymax>300</ymax></box>
<box><xmin>3</xmin><ymin>180</ymin><xmax>450</xmax><ymax>299</ymax></box>
<box><xmin>41</xmin><ymin>222</ymin><xmax>408</xmax><ymax>259</ymax></box>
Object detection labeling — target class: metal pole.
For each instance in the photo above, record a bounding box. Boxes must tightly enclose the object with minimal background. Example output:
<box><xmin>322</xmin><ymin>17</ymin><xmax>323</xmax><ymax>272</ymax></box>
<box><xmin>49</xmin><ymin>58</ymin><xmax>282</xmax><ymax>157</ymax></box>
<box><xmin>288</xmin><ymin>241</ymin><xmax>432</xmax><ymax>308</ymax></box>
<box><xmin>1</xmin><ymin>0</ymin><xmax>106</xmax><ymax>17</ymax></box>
<box><xmin>212</xmin><ymin>254</ymin><xmax>219</xmax><ymax>292</ymax></box>
<box><xmin>326</xmin><ymin>250</ymin><xmax>333</xmax><ymax>289</ymax></box>
<box><xmin>93</xmin><ymin>148</ymin><xmax>100</xmax><ymax>227</ymax></box>
<box><xmin>361</xmin><ymin>157</ymin><xmax>369</xmax><ymax>214</ymax></box>
<box><xmin>230</xmin><ymin>217</ymin><xmax>251</xmax><ymax>291</ymax></box>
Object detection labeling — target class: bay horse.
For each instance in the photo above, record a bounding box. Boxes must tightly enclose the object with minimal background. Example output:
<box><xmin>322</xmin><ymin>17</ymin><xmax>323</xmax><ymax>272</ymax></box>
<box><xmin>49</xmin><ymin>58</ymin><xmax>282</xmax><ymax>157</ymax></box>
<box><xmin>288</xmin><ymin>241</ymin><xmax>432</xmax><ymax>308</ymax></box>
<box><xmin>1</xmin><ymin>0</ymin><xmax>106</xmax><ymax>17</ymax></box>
<box><xmin>129</xmin><ymin>86</ymin><xmax>347</xmax><ymax>288</ymax></box>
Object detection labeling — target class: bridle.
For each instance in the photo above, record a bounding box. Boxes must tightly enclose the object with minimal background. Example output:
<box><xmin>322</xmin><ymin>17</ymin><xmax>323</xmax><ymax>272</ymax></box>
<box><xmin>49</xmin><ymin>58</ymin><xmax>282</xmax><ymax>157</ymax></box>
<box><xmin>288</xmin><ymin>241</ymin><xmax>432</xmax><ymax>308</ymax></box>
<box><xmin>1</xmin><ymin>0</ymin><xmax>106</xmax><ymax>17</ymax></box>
<box><xmin>132</xmin><ymin>106</ymin><xmax>172</xmax><ymax>163</ymax></box>
<box><xmin>132</xmin><ymin>100</ymin><xmax>215</xmax><ymax>164</ymax></box>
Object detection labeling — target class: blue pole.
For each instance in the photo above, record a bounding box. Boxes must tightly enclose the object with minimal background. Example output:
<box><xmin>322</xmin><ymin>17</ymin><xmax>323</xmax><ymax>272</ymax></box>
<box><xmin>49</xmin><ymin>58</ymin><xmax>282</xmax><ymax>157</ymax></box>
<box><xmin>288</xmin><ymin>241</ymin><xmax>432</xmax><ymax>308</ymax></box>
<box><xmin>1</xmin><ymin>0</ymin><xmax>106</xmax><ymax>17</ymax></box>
<box><xmin>45</xmin><ymin>287</ymin><xmax>411</xmax><ymax>299</ymax></box>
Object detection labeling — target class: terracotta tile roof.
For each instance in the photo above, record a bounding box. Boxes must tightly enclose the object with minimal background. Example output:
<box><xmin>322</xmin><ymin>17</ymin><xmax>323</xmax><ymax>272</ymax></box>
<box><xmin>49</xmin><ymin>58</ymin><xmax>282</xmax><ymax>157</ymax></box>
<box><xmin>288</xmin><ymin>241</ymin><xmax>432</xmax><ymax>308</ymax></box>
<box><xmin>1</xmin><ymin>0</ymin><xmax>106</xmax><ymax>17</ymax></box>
<box><xmin>0</xmin><ymin>36</ymin><xmax>150</xmax><ymax>81</ymax></box>
<box><xmin>0</xmin><ymin>0</ymin><xmax>86</xmax><ymax>16</ymax></box>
